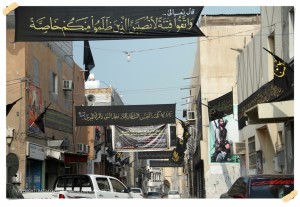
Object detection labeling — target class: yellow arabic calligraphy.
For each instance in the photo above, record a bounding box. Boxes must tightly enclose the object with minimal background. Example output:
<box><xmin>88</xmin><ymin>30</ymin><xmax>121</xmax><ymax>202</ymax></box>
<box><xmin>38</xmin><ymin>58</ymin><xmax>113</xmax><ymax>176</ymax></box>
<box><xmin>29</xmin><ymin>14</ymin><xmax>196</xmax><ymax>36</ymax></box>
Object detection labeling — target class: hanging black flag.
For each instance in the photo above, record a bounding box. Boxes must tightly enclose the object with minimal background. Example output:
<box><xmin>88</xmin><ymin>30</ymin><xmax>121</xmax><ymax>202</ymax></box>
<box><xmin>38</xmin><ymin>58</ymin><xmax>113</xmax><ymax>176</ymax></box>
<box><xmin>169</xmin><ymin>148</ymin><xmax>184</xmax><ymax>165</ymax></box>
<box><xmin>207</xmin><ymin>91</ymin><xmax>233</xmax><ymax>121</ymax></box>
<box><xmin>83</xmin><ymin>40</ymin><xmax>95</xmax><ymax>81</ymax></box>
<box><xmin>115</xmin><ymin>152</ymin><xmax>123</xmax><ymax>163</ymax></box>
<box><xmin>6</xmin><ymin>97</ymin><xmax>22</xmax><ymax>116</ymax></box>
<box><xmin>30</xmin><ymin>103</ymin><xmax>51</xmax><ymax>133</ymax></box>
<box><xmin>120</xmin><ymin>157</ymin><xmax>130</xmax><ymax>166</ymax></box>
<box><xmin>263</xmin><ymin>47</ymin><xmax>294</xmax><ymax>91</ymax></box>
<box><xmin>106</xmin><ymin>147</ymin><xmax>116</xmax><ymax>157</ymax></box>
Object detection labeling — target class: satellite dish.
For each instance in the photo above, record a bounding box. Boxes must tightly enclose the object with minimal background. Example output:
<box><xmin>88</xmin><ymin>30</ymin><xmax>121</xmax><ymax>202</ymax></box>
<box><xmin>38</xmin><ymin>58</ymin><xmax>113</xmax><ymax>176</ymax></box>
<box><xmin>86</xmin><ymin>94</ymin><xmax>96</xmax><ymax>106</ymax></box>
<box><xmin>6</xmin><ymin>153</ymin><xmax>19</xmax><ymax>183</ymax></box>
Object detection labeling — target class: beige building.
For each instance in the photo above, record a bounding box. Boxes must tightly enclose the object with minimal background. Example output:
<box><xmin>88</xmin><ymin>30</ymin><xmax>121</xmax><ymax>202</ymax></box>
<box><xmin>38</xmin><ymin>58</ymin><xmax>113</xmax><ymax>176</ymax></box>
<box><xmin>188</xmin><ymin>6</ymin><xmax>294</xmax><ymax>198</ymax></box>
<box><xmin>236</xmin><ymin>6</ymin><xmax>294</xmax><ymax>176</ymax></box>
<box><xmin>6</xmin><ymin>13</ymin><xmax>88</xmax><ymax>190</ymax></box>
<box><xmin>188</xmin><ymin>14</ymin><xmax>261</xmax><ymax>198</ymax></box>
<box><xmin>83</xmin><ymin>76</ymin><xmax>135</xmax><ymax>187</ymax></box>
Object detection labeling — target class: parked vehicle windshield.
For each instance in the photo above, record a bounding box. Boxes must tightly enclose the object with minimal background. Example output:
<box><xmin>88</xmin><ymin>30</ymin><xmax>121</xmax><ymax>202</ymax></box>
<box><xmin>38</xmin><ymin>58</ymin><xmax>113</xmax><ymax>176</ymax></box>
<box><xmin>131</xmin><ymin>188</ymin><xmax>142</xmax><ymax>193</ymax></box>
<box><xmin>250</xmin><ymin>178</ymin><xmax>294</xmax><ymax>198</ymax></box>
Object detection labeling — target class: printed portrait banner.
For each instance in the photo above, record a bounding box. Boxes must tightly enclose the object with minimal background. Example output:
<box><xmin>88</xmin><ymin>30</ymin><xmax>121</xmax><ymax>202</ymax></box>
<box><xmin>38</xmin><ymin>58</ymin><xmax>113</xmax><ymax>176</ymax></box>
<box><xmin>138</xmin><ymin>151</ymin><xmax>173</xmax><ymax>159</ymax></box>
<box><xmin>208</xmin><ymin>91</ymin><xmax>233</xmax><ymax>121</ymax></box>
<box><xmin>209</xmin><ymin>105</ymin><xmax>240</xmax><ymax>164</ymax></box>
<box><xmin>149</xmin><ymin>160</ymin><xmax>184</xmax><ymax>167</ymax></box>
<box><xmin>15</xmin><ymin>6</ymin><xmax>205</xmax><ymax>42</ymax></box>
<box><xmin>75</xmin><ymin>104</ymin><xmax>175</xmax><ymax>126</ymax></box>
<box><xmin>113</xmin><ymin>124</ymin><xmax>169</xmax><ymax>152</ymax></box>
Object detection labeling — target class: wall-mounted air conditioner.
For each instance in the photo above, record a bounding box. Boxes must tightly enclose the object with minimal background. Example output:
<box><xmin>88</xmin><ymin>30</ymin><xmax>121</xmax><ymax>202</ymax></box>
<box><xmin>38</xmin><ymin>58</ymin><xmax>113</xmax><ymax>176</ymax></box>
<box><xmin>83</xmin><ymin>144</ymin><xmax>89</xmax><ymax>154</ymax></box>
<box><xmin>62</xmin><ymin>80</ymin><xmax>73</xmax><ymax>91</ymax></box>
<box><xmin>77</xmin><ymin>143</ymin><xmax>84</xmax><ymax>153</ymax></box>
<box><xmin>233</xmin><ymin>142</ymin><xmax>246</xmax><ymax>155</ymax></box>
<box><xmin>120</xmin><ymin>171</ymin><xmax>127</xmax><ymax>177</ymax></box>
<box><xmin>187</xmin><ymin>111</ymin><xmax>196</xmax><ymax>121</ymax></box>
<box><xmin>6</xmin><ymin>126</ymin><xmax>15</xmax><ymax>138</ymax></box>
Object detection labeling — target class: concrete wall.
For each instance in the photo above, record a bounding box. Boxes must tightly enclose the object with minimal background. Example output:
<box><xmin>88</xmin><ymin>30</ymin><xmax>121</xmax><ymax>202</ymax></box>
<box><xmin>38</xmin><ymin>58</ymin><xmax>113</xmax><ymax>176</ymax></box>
<box><xmin>6</xmin><ymin>27</ymin><xmax>86</xmax><ymax>189</ymax></box>
<box><xmin>191</xmin><ymin>14</ymin><xmax>261</xmax><ymax>198</ymax></box>
<box><xmin>237</xmin><ymin>6</ymin><xmax>294</xmax><ymax>176</ymax></box>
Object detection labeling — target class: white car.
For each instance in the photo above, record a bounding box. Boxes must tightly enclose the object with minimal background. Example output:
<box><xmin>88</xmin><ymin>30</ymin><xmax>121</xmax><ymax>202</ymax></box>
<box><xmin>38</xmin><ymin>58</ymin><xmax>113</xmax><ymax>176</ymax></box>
<box><xmin>168</xmin><ymin>190</ymin><xmax>181</xmax><ymax>199</ymax></box>
<box><xmin>130</xmin><ymin>188</ymin><xmax>144</xmax><ymax>198</ymax></box>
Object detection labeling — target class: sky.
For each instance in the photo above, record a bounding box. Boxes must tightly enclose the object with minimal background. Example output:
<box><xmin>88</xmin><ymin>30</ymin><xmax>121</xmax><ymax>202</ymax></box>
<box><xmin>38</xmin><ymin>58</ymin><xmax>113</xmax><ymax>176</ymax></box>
<box><xmin>72</xmin><ymin>6</ymin><xmax>260</xmax><ymax>120</ymax></box>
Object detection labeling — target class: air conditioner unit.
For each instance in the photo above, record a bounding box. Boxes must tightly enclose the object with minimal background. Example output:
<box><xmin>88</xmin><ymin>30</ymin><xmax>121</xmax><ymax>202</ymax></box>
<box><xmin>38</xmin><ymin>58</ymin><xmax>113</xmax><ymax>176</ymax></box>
<box><xmin>62</xmin><ymin>80</ymin><xmax>73</xmax><ymax>91</ymax></box>
<box><xmin>187</xmin><ymin>111</ymin><xmax>196</xmax><ymax>121</ymax></box>
<box><xmin>233</xmin><ymin>142</ymin><xmax>246</xmax><ymax>154</ymax></box>
<box><xmin>77</xmin><ymin>143</ymin><xmax>84</xmax><ymax>153</ymax></box>
<box><xmin>83</xmin><ymin>144</ymin><xmax>89</xmax><ymax>154</ymax></box>
<box><xmin>6</xmin><ymin>126</ymin><xmax>15</xmax><ymax>138</ymax></box>
<box><xmin>120</xmin><ymin>171</ymin><xmax>127</xmax><ymax>177</ymax></box>
<box><xmin>113</xmin><ymin>167</ymin><xmax>121</xmax><ymax>174</ymax></box>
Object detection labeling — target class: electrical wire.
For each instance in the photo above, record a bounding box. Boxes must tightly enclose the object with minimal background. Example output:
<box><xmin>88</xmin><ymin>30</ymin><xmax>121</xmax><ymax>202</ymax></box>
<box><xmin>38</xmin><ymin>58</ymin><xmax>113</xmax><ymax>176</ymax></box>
<box><xmin>72</xmin><ymin>21</ymin><xmax>287</xmax><ymax>55</ymax></box>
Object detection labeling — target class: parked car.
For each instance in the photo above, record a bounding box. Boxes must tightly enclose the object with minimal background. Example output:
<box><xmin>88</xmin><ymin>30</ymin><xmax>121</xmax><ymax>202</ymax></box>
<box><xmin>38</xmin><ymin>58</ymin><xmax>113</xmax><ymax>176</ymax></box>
<box><xmin>6</xmin><ymin>183</ymin><xmax>24</xmax><ymax>199</ymax></box>
<box><xmin>220</xmin><ymin>174</ymin><xmax>294</xmax><ymax>198</ymax></box>
<box><xmin>168</xmin><ymin>190</ymin><xmax>181</xmax><ymax>199</ymax></box>
<box><xmin>130</xmin><ymin>188</ymin><xmax>144</xmax><ymax>198</ymax></box>
<box><xmin>22</xmin><ymin>174</ymin><xmax>133</xmax><ymax>199</ymax></box>
<box><xmin>146</xmin><ymin>191</ymin><xmax>162</xmax><ymax>199</ymax></box>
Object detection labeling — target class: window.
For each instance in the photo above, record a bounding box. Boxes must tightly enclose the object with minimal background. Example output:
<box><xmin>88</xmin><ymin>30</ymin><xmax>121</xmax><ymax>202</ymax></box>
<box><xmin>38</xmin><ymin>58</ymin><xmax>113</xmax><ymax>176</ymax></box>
<box><xmin>228</xmin><ymin>177</ymin><xmax>247</xmax><ymax>197</ymax></box>
<box><xmin>96</xmin><ymin>178</ymin><xmax>110</xmax><ymax>191</ymax></box>
<box><xmin>73</xmin><ymin>177</ymin><xmax>92</xmax><ymax>191</ymax></box>
<box><xmin>248</xmin><ymin>136</ymin><xmax>256</xmax><ymax>169</ymax></box>
<box><xmin>32</xmin><ymin>58</ymin><xmax>40</xmax><ymax>86</ymax></box>
<box><xmin>267</xmin><ymin>33</ymin><xmax>275</xmax><ymax>79</ymax></box>
<box><xmin>289</xmin><ymin>8</ymin><xmax>294</xmax><ymax>58</ymax></box>
<box><xmin>51</xmin><ymin>72</ymin><xmax>58</xmax><ymax>94</ymax></box>
<box><xmin>110</xmin><ymin>179</ymin><xmax>127</xmax><ymax>193</ymax></box>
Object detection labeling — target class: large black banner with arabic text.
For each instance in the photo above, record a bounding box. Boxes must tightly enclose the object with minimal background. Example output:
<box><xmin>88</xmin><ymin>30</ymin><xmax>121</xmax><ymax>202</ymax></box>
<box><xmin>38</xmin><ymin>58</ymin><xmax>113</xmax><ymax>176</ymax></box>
<box><xmin>138</xmin><ymin>151</ymin><xmax>173</xmax><ymax>159</ymax></box>
<box><xmin>75</xmin><ymin>104</ymin><xmax>175</xmax><ymax>126</ymax></box>
<box><xmin>149</xmin><ymin>160</ymin><xmax>184</xmax><ymax>167</ymax></box>
<box><xmin>15</xmin><ymin>6</ymin><xmax>205</xmax><ymax>42</ymax></box>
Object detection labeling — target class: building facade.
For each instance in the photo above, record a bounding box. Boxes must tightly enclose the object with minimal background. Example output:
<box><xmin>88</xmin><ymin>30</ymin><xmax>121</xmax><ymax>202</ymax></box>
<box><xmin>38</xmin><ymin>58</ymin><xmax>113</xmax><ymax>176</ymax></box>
<box><xmin>83</xmin><ymin>75</ymin><xmax>135</xmax><ymax>187</ymax></box>
<box><xmin>236</xmin><ymin>6</ymin><xmax>294</xmax><ymax>176</ymax></box>
<box><xmin>6</xmin><ymin>12</ymin><xmax>88</xmax><ymax>190</ymax></box>
<box><xmin>188</xmin><ymin>13</ymin><xmax>261</xmax><ymax>198</ymax></box>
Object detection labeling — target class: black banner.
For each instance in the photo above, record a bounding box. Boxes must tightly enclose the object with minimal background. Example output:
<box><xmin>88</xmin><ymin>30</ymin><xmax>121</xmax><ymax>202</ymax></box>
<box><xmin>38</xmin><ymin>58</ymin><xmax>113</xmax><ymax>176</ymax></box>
<box><xmin>15</xmin><ymin>6</ymin><xmax>205</xmax><ymax>42</ymax></box>
<box><xmin>113</xmin><ymin>124</ymin><xmax>168</xmax><ymax>151</ymax></box>
<box><xmin>76</xmin><ymin>104</ymin><xmax>175</xmax><ymax>126</ymax></box>
<box><xmin>208</xmin><ymin>91</ymin><xmax>233</xmax><ymax>121</ymax></box>
<box><xmin>149</xmin><ymin>160</ymin><xmax>184</xmax><ymax>167</ymax></box>
<box><xmin>238</xmin><ymin>80</ymin><xmax>285</xmax><ymax>129</ymax></box>
<box><xmin>45</xmin><ymin>109</ymin><xmax>73</xmax><ymax>133</ymax></box>
<box><xmin>138</xmin><ymin>151</ymin><xmax>173</xmax><ymax>159</ymax></box>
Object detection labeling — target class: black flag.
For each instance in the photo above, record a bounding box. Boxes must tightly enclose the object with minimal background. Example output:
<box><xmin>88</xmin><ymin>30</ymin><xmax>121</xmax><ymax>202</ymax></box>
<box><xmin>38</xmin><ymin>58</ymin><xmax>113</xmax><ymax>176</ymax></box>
<box><xmin>6</xmin><ymin>97</ymin><xmax>22</xmax><ymax>116</ymax></box>
<box><xmin>263</xmin><ymin>47</ymin><xmax>294</xmax><ymax>91</ymax></box>
<box><xmin>120</xmin><ymin>157</ymin><xmax>130</xmax><ymax>166</ymax></box>
<box><xmin>83</xmin><ymin>40</ymin><xmax>95</xmax><ymax>81</ymax></box>
<box><xmin>31</xmin><ymin>103</ymin><xmax>51</xmax><ymax>133</ymax></box>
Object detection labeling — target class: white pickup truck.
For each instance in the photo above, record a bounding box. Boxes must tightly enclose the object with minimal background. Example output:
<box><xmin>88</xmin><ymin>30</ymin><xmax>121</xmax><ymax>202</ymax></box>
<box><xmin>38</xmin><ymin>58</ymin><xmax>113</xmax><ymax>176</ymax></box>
<box><xmin>22</xmin><ymin>174</ymin><xmax>134</xmax><ymax>199</ymax></box>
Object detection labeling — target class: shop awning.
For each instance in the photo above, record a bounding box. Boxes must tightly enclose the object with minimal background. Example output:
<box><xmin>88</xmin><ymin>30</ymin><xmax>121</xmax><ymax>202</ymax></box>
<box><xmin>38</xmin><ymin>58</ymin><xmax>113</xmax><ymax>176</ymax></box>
<box><xmin>47</xmin><ymin>139</ymin><xmax>70</xmax><ymax>147</ymax></box>
<box><xmin>46</xmin><ymin>148</ymin><xmax>64</xmax><ymax>160</ymax></box>
<box><xmin>245</xmin><ymin>100</ymin><xmax>294</xmax><ymax>124</ymax></box>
